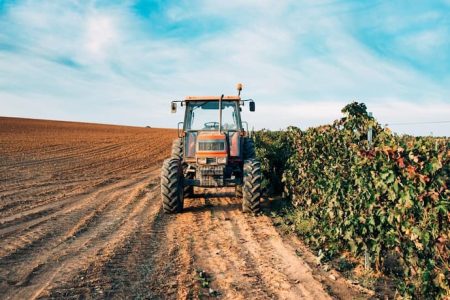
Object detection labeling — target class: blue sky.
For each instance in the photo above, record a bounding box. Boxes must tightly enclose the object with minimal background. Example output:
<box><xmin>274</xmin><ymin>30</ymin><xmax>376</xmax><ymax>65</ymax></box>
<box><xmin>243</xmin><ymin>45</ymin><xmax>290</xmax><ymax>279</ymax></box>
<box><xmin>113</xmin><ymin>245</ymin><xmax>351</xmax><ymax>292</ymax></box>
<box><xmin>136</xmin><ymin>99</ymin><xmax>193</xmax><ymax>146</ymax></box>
<box><xmin>1</xmin><ymin>0</ymin><xmax>449</xmax><ymax>135</ymax></box>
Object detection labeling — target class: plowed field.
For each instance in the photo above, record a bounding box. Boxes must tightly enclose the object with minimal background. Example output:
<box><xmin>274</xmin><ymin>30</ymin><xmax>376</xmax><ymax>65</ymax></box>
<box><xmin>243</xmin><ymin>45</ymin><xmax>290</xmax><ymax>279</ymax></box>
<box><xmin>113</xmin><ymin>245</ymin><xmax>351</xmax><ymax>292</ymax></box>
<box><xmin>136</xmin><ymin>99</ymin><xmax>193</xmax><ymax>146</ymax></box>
<box><xmin>0</xmin><ymin>117</ymin><xmax>367</xmax><ymax>299</ymax></box>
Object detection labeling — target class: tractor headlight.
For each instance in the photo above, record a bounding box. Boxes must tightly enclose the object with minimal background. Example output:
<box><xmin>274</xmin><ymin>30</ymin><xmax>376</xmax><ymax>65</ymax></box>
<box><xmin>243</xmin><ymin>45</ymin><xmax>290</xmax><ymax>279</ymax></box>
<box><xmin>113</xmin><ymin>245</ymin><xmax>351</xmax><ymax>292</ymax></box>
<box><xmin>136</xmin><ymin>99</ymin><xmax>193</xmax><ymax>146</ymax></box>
<box><xmin>217</xmin><ymin>157</ymin><xmax>227</xmax><ymax>164</ymax></box>
<box><xmin>197</xmin><ymin>157</ymin><xmax>207</xmax><ymax>164</ymax></box>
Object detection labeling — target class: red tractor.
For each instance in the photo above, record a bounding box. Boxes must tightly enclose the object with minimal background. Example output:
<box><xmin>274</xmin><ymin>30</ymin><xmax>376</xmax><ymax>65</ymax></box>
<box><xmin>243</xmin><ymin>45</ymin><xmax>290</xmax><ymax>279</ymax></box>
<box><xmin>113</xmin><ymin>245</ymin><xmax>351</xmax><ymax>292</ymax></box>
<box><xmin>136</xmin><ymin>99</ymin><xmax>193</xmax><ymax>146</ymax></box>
<box><xmin>161</xmin><ymin>84</ymin><xmax>261</xmax><ymax>213</ymax></box>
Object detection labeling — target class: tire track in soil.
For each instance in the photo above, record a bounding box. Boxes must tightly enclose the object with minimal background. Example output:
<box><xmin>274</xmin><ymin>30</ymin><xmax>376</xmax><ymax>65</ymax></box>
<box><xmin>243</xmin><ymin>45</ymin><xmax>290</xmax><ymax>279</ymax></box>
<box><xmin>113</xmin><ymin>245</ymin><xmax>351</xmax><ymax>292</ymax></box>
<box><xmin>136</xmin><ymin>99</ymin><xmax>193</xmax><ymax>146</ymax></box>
<box><xmin>189</xmin><ymin>194</ymin><xmax>273</xmax><ymax>299</ymax></box>
<box><xmin>157</xmin><ymin>189</ymin><xmax>332</xmax><ymax>300</ymax></box>
<box><xmin>45</xmin><ymin>185</ymin><xmax>198</xmax><ymax>299</ymax></box>
<box><xmin>0</xmin><ymin>171</ymin><xmax>161</xmax><ymax>299</ymax></box>
<box><xmin>0</xmin><ymin>172</ymin><xmax>152</xmax><ymax>238</ymax></box>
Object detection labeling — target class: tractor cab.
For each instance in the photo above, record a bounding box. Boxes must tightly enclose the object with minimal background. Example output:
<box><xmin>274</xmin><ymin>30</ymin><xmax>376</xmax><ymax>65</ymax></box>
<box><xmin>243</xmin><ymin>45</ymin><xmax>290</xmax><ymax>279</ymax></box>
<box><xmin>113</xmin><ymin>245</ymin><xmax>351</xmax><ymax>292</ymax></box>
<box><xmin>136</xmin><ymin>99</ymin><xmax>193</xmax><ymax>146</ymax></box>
<box><xmin>161</xmin><ymin>84</ymin><xmax>261</xmax><ymax>214</ymax></box>
<box><xmin>184</xmin><ymin>99</ymin><xmax>241</xmax><ymax>132</ymax></box>
<box><xmin>179</xmin><ymin>96</ymin><xmax>252</xmax><ymax>165</ymax></box>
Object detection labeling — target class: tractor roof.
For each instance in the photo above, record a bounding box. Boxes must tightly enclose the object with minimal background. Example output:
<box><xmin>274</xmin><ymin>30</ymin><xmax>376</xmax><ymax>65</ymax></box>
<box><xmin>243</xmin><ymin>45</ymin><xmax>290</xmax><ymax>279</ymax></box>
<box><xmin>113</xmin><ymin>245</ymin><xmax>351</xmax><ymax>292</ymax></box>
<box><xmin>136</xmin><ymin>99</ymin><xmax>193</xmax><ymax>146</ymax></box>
<box><xmin>184</xmin><ymin>96</ymin><xmax>241</xmax><ymax>101</ymax></box>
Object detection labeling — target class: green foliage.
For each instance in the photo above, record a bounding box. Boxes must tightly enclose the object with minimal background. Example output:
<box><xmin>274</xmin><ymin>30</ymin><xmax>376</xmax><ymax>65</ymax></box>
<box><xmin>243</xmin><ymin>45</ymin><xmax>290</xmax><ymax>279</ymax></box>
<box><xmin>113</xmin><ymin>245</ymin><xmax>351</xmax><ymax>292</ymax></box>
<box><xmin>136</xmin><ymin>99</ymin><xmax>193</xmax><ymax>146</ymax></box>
<box><xmin>255</xmin><ymin>102</ymin><xmax>450</xmax><ymax>298</ymax></box>
<box><xmin>253</xmin><ymin>129</ymin><xmax>292</xmax><ymax>195</ymax></box>
<box><xmin>341</xmin><ymin>101</ymin><xmax>370</xmax><ymax>118</ymax></box>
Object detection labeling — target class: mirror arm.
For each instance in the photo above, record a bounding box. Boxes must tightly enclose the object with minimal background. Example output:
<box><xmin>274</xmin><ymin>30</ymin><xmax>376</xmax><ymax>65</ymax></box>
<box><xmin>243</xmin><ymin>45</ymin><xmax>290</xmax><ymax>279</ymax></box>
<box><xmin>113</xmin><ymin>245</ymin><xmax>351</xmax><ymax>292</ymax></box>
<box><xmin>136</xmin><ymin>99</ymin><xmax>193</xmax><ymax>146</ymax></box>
<box><xmin>177</xmin><ymin>122</ymin><xmax>184</xmax><ymax>138</ymax></box>
<box><xmin>242</xmin><ymin>121</ymin><xmax>249</xmax><ymax>133</ymax></box>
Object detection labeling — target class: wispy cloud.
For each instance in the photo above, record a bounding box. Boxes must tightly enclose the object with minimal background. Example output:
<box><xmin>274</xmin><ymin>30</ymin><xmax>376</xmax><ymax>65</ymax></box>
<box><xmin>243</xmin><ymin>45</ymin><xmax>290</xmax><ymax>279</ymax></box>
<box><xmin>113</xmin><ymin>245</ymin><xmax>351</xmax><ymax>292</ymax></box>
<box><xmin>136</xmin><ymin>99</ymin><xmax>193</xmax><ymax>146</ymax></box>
<box><xmin>0</xmin><ymin>0</ymin><xmax>449</xmax><ymax>135</ymax></box>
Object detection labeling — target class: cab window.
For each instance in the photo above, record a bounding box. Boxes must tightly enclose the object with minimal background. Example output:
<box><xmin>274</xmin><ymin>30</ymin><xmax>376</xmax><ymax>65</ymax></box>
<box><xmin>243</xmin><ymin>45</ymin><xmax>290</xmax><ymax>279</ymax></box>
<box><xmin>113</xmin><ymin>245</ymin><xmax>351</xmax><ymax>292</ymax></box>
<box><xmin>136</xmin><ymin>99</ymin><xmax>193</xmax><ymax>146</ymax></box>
<box><xmin>185</xmin><ymin>101</ymin><xmax>240</xmax><ymax>131</ymax></box>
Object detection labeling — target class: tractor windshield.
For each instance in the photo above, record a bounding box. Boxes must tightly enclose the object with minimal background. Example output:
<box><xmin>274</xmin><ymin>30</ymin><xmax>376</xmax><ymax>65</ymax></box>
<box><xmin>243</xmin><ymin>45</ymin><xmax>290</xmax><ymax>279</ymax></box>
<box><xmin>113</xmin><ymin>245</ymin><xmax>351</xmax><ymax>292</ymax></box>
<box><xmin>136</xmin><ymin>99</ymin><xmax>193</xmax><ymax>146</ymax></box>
<box><xmin>185</xmin><ymin>101</ymin><xmax>240</xmax><ymax>131</ymax></box>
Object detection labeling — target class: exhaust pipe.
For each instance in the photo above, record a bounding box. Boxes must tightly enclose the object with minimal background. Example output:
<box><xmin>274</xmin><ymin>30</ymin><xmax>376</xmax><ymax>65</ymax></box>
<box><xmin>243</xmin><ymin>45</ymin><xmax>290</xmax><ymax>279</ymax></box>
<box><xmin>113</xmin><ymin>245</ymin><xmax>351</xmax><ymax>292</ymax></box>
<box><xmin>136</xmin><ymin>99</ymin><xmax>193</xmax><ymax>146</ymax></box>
<box><xmin>219</xmin><ymin>94</ymin><xmax>223</xmax><ymax>133</ymax></box>
<box><xmin>236</xmin><ymin>83</ymin><xmax>243</xmax><ymax>96</ymax></box>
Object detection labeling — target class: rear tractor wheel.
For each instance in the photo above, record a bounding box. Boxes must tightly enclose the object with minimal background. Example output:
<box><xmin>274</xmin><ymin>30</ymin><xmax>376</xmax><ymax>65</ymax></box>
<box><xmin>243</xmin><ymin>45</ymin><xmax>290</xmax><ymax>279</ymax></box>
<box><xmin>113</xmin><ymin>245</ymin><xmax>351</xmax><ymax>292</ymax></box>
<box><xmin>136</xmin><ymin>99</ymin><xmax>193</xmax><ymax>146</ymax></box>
<box><xmin>243</xmin><ymin>137</ymin><xmax>255</xmax><ymax>159</ymax></box>
<box><xmin>242</xmin><ymin>159</ymin><xmax>261</xmax><ymax>213</ymax></box>
<box><xmin>235</xmin><ymin>185</ymin><xmax>243</xmax><ymax>198</ymax></box>
<box><xmin>161</xmin><ymin>157</ymin><xmax>184</xmax><ymax>213</ymax></box>
<box><xmin>184</xmin><ymin>173</ymin><xmax>194</xmax><ymax>198</ymax></box>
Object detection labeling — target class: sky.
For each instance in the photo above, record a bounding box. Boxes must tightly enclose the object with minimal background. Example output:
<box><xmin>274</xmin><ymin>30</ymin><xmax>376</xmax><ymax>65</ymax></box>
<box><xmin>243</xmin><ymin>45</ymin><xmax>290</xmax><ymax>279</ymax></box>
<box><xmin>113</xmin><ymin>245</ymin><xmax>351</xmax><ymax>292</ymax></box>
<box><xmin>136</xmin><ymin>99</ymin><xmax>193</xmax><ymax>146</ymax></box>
<box><xmin>0</xmin><ymin>0</ymin><xmax>450</xmax><ymax>136</ymax></box>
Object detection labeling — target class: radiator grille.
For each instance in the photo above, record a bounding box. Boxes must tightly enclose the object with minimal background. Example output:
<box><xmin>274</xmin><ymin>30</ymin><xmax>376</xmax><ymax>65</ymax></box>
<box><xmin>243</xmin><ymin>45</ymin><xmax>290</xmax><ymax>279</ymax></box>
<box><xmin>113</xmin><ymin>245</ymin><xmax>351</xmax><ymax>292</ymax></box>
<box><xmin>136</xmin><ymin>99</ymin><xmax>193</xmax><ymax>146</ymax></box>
<box><xmin>198</xmin><ymin>166</ymin><xmax>225</xmax><ymax>186</ymax></box>
<box><xmin>198</xmin><ymin>141</ymin><xmax>225</xmax><ymax>151</ymax></box>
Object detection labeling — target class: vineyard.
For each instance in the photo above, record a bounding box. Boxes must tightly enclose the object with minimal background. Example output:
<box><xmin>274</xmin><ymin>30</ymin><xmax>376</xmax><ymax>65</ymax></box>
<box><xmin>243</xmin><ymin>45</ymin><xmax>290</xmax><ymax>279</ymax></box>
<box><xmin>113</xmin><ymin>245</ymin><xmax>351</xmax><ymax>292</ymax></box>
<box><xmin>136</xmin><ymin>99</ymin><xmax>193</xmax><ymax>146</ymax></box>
<box><xmin>254</xmin><ymin>103</ymin><xmax>449</xmax><ymax>299</ymax></box>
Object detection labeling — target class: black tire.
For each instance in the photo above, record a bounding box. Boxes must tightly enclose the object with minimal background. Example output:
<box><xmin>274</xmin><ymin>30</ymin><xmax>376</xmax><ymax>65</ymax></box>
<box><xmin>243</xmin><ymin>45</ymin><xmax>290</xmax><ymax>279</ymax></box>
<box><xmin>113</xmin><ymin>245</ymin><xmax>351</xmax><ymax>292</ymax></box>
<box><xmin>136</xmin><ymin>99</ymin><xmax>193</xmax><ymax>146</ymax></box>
<box><xmin>235</xmin><ymin>185</ymin><xmax>243</xmax><ymax>198</ymax></box>
<box><xmin>161</xmin><ymin>158</ymin><xmax>184</xmax><ymax>213</ymax></box>
<box><xmin>171</xmin><ymin>138</ymin><xmax>183</xmax><ymax>159</ymax></box>
<box><xmin>243</xmin><ymin>137</ymin><xmax>255</xmax><ymax>159</ymax></box>
<box><xmin>242</xmin><ymin>159</ymin><xmax>261</xmax><ymax>213</ymax></box>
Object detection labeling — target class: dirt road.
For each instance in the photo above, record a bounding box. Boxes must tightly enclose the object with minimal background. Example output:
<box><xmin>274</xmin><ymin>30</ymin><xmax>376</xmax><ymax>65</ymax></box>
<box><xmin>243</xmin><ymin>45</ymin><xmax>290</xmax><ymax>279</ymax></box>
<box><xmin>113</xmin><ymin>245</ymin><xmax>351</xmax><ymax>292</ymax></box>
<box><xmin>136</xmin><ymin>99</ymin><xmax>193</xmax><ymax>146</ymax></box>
<box><xmin>0</xmin><ymin>117</ymin><xmax>365</xmax><ymax>299</ymax></box>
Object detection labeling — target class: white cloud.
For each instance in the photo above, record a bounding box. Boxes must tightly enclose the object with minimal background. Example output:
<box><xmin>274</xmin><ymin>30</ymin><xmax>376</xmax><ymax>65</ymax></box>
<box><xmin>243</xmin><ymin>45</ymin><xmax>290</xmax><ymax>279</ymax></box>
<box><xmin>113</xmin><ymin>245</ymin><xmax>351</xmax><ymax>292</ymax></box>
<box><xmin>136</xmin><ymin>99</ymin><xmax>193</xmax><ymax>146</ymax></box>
<box><xmin>0</xmin><ymin>0</ymin><xmax>449</xmax><ymax>136</ymax></box>
<box><xmin>396</xmin><ymin>28</ymin><xmax>448</xmax><ymax>57</ymax></box>
<box><xmin>83</xmin><ymin>14</ymin><xmax>118</xmax><ymax>58</ymax></box>
<box><xmin>370</xmin><ymin>100</ymin><xmax>450</xmax><ymax>136</ymax></box>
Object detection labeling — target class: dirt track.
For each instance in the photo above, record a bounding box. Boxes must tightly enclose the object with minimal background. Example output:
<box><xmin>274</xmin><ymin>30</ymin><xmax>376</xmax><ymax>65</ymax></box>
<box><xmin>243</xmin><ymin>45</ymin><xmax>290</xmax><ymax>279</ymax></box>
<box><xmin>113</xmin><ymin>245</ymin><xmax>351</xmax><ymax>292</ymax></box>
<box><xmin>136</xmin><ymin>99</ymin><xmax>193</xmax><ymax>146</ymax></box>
<box><xmin>0</xmin><ymin>117</ymin><xmax>365</xmax><ymax>299</ymax></box>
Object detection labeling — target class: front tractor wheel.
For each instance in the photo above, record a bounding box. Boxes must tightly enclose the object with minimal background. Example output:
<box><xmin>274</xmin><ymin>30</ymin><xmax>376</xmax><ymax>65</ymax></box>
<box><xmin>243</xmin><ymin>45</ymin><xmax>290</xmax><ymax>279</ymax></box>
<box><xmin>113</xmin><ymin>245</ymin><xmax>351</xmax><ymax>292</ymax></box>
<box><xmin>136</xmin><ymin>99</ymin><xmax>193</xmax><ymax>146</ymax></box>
<box><xmin>161</xmin><ymin>157</ymin><xmax>184</xmax><ymax>213</ymax></box>
<box><xmin>171</xmin><ymin>138</ymin><xmax>183</xmax><ymax>159</ymax></box>
<box><xmin>242</xmin><ymin>159</ymin><xmax>261</xmax><ymax>213</ymax></box>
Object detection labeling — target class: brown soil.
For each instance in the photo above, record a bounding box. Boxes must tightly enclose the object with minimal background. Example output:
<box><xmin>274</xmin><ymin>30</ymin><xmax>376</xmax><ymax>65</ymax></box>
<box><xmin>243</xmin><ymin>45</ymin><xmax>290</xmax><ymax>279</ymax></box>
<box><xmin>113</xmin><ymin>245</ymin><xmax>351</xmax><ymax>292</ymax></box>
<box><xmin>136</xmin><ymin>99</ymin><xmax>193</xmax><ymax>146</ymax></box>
<box><xmin>0</xmin><ymin>117</ymin><xmax>369</xmax><ymax>299</ymax></box>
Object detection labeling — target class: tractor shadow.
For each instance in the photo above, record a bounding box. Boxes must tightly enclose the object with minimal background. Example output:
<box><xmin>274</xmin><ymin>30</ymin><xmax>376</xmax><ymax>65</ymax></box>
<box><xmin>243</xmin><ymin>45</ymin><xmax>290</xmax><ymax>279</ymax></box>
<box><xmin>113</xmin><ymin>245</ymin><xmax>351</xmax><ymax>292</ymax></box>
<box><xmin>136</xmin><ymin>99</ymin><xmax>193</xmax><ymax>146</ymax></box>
<box><xmin>182</xmin><ymin>190</ymin><xmax>278</xmax><ymax>214</ymax></box>
<box><xmin>183</xmin><ymin>190</ymin><xmax>241</xmax><ymax>213</ymax></box>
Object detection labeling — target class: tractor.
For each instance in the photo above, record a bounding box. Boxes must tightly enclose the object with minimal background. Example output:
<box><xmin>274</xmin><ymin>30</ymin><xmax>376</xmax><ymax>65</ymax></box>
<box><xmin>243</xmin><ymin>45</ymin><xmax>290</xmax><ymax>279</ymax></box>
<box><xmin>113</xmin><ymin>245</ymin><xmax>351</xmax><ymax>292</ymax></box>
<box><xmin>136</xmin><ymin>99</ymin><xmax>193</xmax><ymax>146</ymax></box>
<box><xmin>160</xmin><ymin>83</ymin><xmax>261</xmax><ymax>214</ymax></box>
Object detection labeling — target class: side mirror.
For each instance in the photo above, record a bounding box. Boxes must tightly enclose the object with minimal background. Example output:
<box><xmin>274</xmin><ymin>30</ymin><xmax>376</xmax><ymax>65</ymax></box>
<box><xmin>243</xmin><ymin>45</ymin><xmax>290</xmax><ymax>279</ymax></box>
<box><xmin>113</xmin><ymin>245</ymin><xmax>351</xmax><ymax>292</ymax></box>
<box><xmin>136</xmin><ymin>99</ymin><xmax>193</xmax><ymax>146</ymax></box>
<box><xmin>171</xmin><ymin>102</ymin><xmax>177</xmax><ymax>113</ymax></box>
<box><xmin>249</xmin><ymin>101</ymin><xmax>255</xmax><ymax>112</ymax></box>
